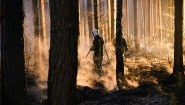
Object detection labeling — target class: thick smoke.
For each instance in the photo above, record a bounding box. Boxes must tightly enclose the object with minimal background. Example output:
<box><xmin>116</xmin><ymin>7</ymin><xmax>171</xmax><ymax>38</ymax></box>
<box><xmin>77</xmin><ymin>43</ymin><xmax>117</xmax><ymax>90</ymax></box>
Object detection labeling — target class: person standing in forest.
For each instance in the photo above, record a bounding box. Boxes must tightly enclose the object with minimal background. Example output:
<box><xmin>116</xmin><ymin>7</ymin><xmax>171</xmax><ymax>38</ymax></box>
<box><xmin>90</xmin><ymin>29</ymin><xmax>104</xmax><ymax>75</ymax></box>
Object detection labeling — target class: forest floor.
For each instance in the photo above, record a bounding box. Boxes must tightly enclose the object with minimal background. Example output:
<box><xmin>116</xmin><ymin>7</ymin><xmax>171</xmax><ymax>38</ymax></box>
<box><xmin>27</xmin><ymin>48</ymin><xmax>185</xmax><ymax>105</ymax></box>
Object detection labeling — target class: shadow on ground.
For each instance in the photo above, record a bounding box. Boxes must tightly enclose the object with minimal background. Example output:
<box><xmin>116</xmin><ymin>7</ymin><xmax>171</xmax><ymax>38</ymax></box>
<box><xmin>77</xmin><ymin>64</ymin><xmax>185</xmax><ymax>105</ymax></box>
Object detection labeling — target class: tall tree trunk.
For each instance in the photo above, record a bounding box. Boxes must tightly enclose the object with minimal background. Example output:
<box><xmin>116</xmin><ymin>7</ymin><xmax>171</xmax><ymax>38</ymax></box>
<box><xmin>150</xmin><ymin>0</ymin><xmax>154</xmax><ymax>44</ymax></box>
<box><xmin>32</xmin><ymin>0</ymin><xmax>40</xmax><ymax>36</ymax></box>
<box><xmin>173</xmin><ymin>0</ymin><xmax>184</xmax><ymax>76</ymax></box>
<box><xmin>147</xmin><ymin>0</ymin><xmax>150</xmax><ymax>47</ymax></box>
<box><xmin>123</xmin><ymin>0</ymin><xmax>128</xmax><ymax>39</ymax></box>
<box><xmin>48</xmin><ymin>0</ymin><xmax>79</xmax><ymax>105</ymax></box>
<box><xmin>40</xmin><ymin>0</ymin><xmax>47</xmax><ymax>42</ymax></box>
<box><xmin>127</xmin><ymin>0</ymin><xmax>130</xmax><ymax>40</ymax></box>
<box><xmin>99</xmin><ymin>0</ymin><xmax>103</xmax><ymax>34</ymax></box>
<box><xmin>78</xmin><ymin>1</ymin><xmax>81</xmax><ymax>44</ymax></box>
<box><xmin>142</xmin><ymin>0</ymin><xmax>146</xmax><ymax>47</ymax></box>
<box><xmin>83</xmin><ymin>0</ymin><xmax>87</xmax><ymax>45</ymax></box>
<box><xmin>39</xmin><ymin>0</ymin><xmax>48</xmax><ymax>80</ymax></box>
<box><xmin>80</xmin><ymin>0</ymin><xmax>85</xmax><ymax>45</ymax></box>
<box><xmin>159</xmin><ymin>0</ymin><xmax>162</xmax><ymax>43</ymax></box>
<box><xmin>156</xmin><ymin>0</ymin><xmax>159</xmax><ymax>42</ymax></box>
<box><xmin>94</xmin><ymin>0</ymin><xmax>98</xmax><ymax>29</ymax></box>
<box><xmin>133</xmin><ymin>0</ymin><xmax>140</xmax><ymax>50</ymax></box>
<box><xmin>155</xmin><ymin>0</ymin><xmax>159</xmax><ymax>41</ymax></box>
<box><xmin>125</xmin><ymin>0</ymin><xmax>128</xmax><ymax>40</ymax></box>
<box><xmin>107</xmin><ymin>0</ymin><xmax>111</xmax><ymax>41</ymax></box>
<box><xmin>102</xmin><ymin>0</ymin><xmax>105</xmax><ymax>40</ymax></box>
<box><xmin>1</xmin><ymin>0</ymin><xmax>26</xmax><ymax>105</ymax></box>
<box><xmin>109</xmin><ymin>0</ymin><xmax>114</xmax><ymax>41</ymax></box>
<box><xmin>32</xmin><ymin>0</ymin><xmax>41</xmax><ymax>72</ymax></box>
<box><xmin>87</xmin><ymin>0</ymin><xmax>93</xmax><ymax>42</ymax></box>
<box><xmin>116</xmin><ymin>0</ymin><xmax>124</xmax><ymax>90</ymax></box>
<box><xmin>105</xmin><ymin>0</ymin><xmax>110</xmax><ymax>42</ymax></box>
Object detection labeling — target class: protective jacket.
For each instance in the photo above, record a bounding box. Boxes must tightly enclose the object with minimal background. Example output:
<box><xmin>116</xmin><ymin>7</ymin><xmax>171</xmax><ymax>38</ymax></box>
<box><xmin>91</xmin><ymin>35</ymin><xmax>104</xmax><ymax>59</ymax></box>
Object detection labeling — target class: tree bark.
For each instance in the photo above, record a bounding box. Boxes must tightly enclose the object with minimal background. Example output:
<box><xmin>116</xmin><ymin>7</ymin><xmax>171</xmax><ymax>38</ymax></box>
<box><xmin>142</xmin><ymin>0</ymin><xmax>146</xmax><ymax>47</ymax></box>
<box><xmin>87</xmin><ymin>0</ymin><xmax>93</xmax><ymax>42</ymax></box>
<box><xmin>147</xmin><ymin>0</ymin><xmax>150</xmax><ymax>47</ymax></box>
<box><xmin>123</xmin><ymin>0</ymin><xmax>128</xmax><ymax>39</ymax></box>
<box><xmin>109</xmin><ymin>0</ymin><xmax>114</xmax><ymax>41</ymax></box>
<box><xmin>32</xmin><ymin>0</ymin><xmax>41</xmax><ymax>71</ymax></box>
<box><xmin>116</xmin><ymin>0</ymin><xmax>124</xmax><ymax>90</ymax></box>
<box><xmin>32</xmin><ymin>0</ymin><xmax>40</xmax><ymax>36</ymax></box>
<box><xmin>80</xmin><ymin>0</ymin><xmax>85</xmax><ymax>45</ymax></box>
<box><xmin>94</xmin><ymin>0</ymin><xmax>98</xmax><ymax>29</ymax></box>
<box><xmin>133</xmin><ymin>0</ymin><xmax>140</xmax><ymax>50</ymax></box>
<box><xmin>173</xmin><ymin>0</ymin><xmax>184</xmax><ymax>75</ymax></box>
<box><xmin>159</xmin><ymin>0</ymin><xmax>162</xmax><ymax>43</ymax></box>
<box><xmin>40</xmin><ymin>0</ymin><xmax>47</xmax><ymax>42</ymax></box>
<box><xmin>83</xmin><ymin>0</ymin><xmax>87</xmax><ymax>44</ymax></box>
<box><xmin>1</xmin><ymin>0</ymin><xmax>27</xmax><ymax>105</ymax></box>
<box><xmin>48</xmin><ymin>0</ymin><xmax>79</xmax><ymax>105</ymax></box>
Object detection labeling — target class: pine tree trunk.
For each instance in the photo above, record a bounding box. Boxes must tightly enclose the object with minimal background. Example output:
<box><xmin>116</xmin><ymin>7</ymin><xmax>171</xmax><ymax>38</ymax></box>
<box><xmin>40</xmin><ymin>0</ymin><xmax>47</xmax><ymax>42</ymax></box>
<box><xmin>98</xmin><ymin>0</ymin><xmax>102</xmax><ymax>34</ymax></box>
<box><xmin>87</xmin><ymin>0</ymin><xmax>93</xmax><ymax>42</ymax></box>
<box><xmin>159</xmin><ymin>0</ymin><xmax>162</xmax><ymax>43</ymax></box>
<box><xmin>1</xmin><ymin>0</ymin><xmax>26</xmax><ymax>105</ymax></box>
<box><xmin>173</xmin><ymin>0</ymin><xmax>183</xmax><ymax>75</ymax></box>
<box><xmin>142</xmin><ymin>0</ymin><xmax>146</xmax><ymax>47</ymax></box>
<box><xmin>146</xmin><ymin>0</ymin><xmax>151</xmax><ymax>47</ymax></box>
<box><xmin>32</xmin><ymin>0</ymin><xmax>41</xmax><ymax>71</ymax></box>
<box><xmin>83</xmin><ymin>0</ymin><xmax>87</xmax><ymax>44</ymax></box>
<box><xmin>80</xmin><ymin>0</ymin><xmax>85</xmax><ymax>45</ymax></box>
<box><xmin>116</xmin><ymin>0</ymin><xmax>124</xmax><ymax>90</ymax></box>
<box><xmin>48</xmin><ymin>0</ymin><xmax>79</xmax><ymax>105</ymax></box>
<box><xmin>134</xmin><ymin>0</ymin><xmax>140</xmax><ymax>50</ymax></box>
<box><xmin>150</xmin><ymin>0</ymin><xmax>154</xmax><ymax>44</ymax></box>
<box><xmin>110</xmin><ymin>0</ymin><xmax>114</xmax><ymax>41</ymax></box>
<box><xmin>156</xmin><ymin>0</ymin><xmax>160</xmax><ymax>42</ymax></box>
<box><xmin>32</xmin><ymin>0</ymin><xmax>40</xmax><ymax>36</ymax></box>
<box><xmin>125</xmin><ymin>0</ymin><xmax>128</xmax><ymax>39</ymax></box>
<box><xmin>127</xmin><ymin>0</ymin><xmax>130</xmax><ymax>40</ymax></box>
<box><xmin>40</xmin><ymin>0</ymin><xmax>49</xmax><ymax>78</ymax></box>
<box><xmin>107</xmin><ymin>0</ymin><xmax>111</xmax><ymax>41</ymax></box>
<box><xmin>94</xmin><ymin>0</ymin><xmax>98</xmax><ymax>29</ymax></box>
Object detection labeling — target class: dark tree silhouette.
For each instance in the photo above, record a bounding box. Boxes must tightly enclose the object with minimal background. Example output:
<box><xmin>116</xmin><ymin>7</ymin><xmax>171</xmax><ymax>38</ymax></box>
<box><xmin>93</xmin><ymin>0</ymin><xmax>98</xmax><ymax>29</ymax></box>
<box><xmin>1</xmin><ymin>0</ymin><xmax>27</xmax><ymax>105</ymax></box>
<box><xmin>116</xmin><ymin>0</ymin><xmax>124</xmax><ymax>90</ymax></box>
<box><xmin>48</xmin><ymin>0</ymin><xmax>79</xmax><ymax>105</ymax></box>
<box><xmin>173</xmin><ymin>0</ymin><xmax>184</xmax><ymax>77</ymax></box>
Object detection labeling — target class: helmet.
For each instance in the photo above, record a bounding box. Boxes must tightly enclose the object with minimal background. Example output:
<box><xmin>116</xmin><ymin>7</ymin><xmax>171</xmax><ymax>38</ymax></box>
<box><xmin>92</xmin><ymin>29</ymin><xmax>99</xmax><ymax>37</ymax></box>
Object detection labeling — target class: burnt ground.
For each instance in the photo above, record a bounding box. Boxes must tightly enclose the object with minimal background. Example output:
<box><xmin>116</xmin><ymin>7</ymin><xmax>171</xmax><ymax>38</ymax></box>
<box><xmin>77</xmin><ymin>83</ymin><xmax>169</xmax><ymax>105</ymax></box>
<box><xmin>26</xmin><ymin>50</ymin><xmax>185</xmax><ymax>105</ymax></box>
<box><xmin>76</xmin><ymin>73</ymin><xmax>185</xmax><ymax>105</ymax></box>
<box><xmin>27</xmin><ymin>74</ymin><xmax>185</xmax><ymax>105</ymax></box>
